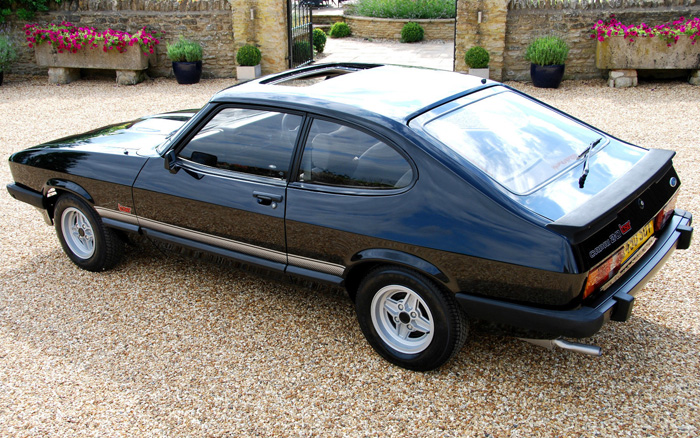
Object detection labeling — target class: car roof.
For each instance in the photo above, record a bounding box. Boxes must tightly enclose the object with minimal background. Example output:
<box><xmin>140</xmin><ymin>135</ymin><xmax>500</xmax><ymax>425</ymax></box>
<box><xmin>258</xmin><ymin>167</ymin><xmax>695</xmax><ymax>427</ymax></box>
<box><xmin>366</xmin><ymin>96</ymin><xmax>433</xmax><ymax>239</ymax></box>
<box><xmin>210</xmin><ymin>64</ymin><xmax>492</xmax><ymax>123</ymax></box>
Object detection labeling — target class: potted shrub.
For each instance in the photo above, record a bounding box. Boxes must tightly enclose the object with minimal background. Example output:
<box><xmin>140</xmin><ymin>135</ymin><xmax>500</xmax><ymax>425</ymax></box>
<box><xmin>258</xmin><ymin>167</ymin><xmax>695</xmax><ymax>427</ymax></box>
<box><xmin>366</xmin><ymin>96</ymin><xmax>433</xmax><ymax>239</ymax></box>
<box><xmin>524</xmin><ymin>36</ymin><xmax>570</xmax><ymax>89</ymax></box>
<box><xmin>236</xmin><ymin>44</ymin><xmax>262</xmax><ymax>81</ymax></box>
<box><xmin>167</xmin><ymin>36</ymin><xmax>203</xmax><ymax>85</ymax></box>
<box><xmin>401</xmin><ymin>22</ymin><xmax>424</xmax><ymax>43</ymax></box>
<box><xmin>0</xmin><ymin>35</ymin><xmax>17</xmax><ymax>86</ymax></box>
<box><xmin>464</xmin><ymin>46</ymin><xmax>489</xmax><ymax>79</ymax></box>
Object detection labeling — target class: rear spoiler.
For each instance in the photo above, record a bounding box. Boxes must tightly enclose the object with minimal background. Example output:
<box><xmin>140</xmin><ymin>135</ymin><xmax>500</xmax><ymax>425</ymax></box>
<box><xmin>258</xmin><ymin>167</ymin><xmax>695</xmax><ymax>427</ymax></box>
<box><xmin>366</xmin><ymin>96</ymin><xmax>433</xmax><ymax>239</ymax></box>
<box><xmin>546</xmin><ymin>149</ymin><xmax>675</xmax><ymax>244</ymax></box>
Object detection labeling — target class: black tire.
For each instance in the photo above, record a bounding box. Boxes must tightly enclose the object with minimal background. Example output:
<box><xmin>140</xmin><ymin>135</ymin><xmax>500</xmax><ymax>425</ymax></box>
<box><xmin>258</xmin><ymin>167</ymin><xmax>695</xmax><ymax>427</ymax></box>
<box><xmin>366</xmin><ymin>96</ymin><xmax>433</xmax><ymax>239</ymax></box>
<box><xmin>54</xmin><ymin>194</ymin><xmax>123</xmax><ymax>272</ymax></box>
<box><xmin>355</xmin><ymin>266</ymin><xmax>468</xmax><ymax>371</ymax></box>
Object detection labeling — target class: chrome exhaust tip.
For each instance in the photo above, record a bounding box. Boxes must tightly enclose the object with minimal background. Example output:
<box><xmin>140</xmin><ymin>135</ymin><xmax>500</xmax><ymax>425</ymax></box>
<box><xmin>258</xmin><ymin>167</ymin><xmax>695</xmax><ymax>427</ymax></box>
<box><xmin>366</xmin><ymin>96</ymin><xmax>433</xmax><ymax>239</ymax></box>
<box><xmin>520</xmin><ymin>338</ymin><xmax>602</xmax><ymax>356</ymax></box>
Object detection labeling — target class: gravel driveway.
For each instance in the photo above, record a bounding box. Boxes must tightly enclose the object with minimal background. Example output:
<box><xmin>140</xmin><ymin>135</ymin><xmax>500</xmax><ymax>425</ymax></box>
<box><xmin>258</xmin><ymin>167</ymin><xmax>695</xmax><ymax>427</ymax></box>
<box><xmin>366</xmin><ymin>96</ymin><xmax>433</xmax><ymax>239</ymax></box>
<box><xmin>1</xmin><ymin>74</ymin><xmax>698</xmax><ymax>437</ymax></box>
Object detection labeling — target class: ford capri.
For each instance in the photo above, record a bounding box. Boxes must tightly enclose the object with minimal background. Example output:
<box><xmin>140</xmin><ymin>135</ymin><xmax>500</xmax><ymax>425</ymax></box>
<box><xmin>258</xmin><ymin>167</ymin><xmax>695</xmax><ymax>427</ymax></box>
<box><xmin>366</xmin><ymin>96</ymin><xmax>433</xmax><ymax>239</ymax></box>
<box><xmin>7</xmin><ymin>64</ymin><xmax>693</xmax><ymax>370</ymax></box>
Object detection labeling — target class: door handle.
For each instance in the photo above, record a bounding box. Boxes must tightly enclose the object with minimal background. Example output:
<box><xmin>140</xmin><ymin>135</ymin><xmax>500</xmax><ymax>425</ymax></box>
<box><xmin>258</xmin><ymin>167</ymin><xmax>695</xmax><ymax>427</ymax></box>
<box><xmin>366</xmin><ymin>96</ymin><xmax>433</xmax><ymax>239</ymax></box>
<box><xmin>253</xmin><ymin>191</ymin><xmax>283</xmax><ymax>206</ymax></box>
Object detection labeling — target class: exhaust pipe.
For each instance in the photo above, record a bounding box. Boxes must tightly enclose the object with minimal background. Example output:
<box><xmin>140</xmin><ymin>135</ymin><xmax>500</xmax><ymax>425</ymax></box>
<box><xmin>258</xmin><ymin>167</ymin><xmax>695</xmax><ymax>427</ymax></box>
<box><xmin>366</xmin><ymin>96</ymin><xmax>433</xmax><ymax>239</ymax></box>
<box><xmin>520</xmin><ymin>338</ymin><xmax>602</xmax><ymax>356</ymax></box>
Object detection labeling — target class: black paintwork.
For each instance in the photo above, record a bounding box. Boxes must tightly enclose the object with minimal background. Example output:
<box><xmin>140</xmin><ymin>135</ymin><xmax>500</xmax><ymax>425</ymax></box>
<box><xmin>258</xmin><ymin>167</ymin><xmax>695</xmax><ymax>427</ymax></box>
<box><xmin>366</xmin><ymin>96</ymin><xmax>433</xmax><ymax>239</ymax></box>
<box><xmin>6</xmin><ymin>64</ymin><xmax>693</xmax><ymax>340</ymax></box>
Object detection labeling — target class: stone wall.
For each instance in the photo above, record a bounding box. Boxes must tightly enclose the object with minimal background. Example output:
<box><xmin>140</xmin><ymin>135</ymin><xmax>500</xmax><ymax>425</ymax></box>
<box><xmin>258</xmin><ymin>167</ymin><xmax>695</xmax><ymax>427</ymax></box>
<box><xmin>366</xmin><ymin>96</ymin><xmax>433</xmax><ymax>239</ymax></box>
<box><xmin>6</xmin><ymin>0</ymin><xmax>235</xmax><ymax>78</ymax></box>
<box><xmin>231</xmin><ymin>0</ymin><xmax>289</xmax><ymax>75</ymax></box>
<box><xmin>456</xmin><ymin>0</ymin><xmax>700</xmax><ymax>82</ymax></box>
<box><xmin>455</xmin><ymin>0</ymin><xmax>508</xmax><ymax>80</ymax></box>
<box><xmin>503</xmin><ymin>2</ymin><xmax>700</xmax><ymax>81</ymax></box>
<box><xmin>344</xmin><ymin>16</ymin><xmax>455</xmax><ymax>41</ymax></box>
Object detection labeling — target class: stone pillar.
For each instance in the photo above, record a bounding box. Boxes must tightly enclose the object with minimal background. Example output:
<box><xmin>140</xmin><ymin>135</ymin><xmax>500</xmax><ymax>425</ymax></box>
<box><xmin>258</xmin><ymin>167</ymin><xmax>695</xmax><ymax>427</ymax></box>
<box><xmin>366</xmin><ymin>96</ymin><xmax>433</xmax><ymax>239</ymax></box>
<box><xmin>454</xmin><ymin>0</ymin><xmax>508</xmax><ymax>81</ymax></box>
<box><xmin>231</xmin><ymin>0</ymin><xmax>289</xmax><ymax>77</ymax></box>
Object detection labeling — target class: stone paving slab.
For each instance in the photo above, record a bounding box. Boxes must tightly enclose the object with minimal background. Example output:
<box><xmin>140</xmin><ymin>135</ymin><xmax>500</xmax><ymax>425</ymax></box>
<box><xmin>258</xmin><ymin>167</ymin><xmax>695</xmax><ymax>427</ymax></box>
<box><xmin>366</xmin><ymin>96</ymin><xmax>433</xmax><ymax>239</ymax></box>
<box><xmin>316</xmin><ymin>37</ymin><xmax>455</xmax><ymax>71</ymax></box>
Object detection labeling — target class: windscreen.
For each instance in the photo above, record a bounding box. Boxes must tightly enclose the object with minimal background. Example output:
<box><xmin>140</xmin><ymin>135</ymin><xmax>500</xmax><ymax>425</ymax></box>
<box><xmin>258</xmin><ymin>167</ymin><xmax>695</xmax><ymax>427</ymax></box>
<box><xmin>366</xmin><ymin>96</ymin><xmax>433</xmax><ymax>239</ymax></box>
<box><xmin>422</xmin><ymin>90</ymin><xmax>604</xmax><ymax>194</ymax></box>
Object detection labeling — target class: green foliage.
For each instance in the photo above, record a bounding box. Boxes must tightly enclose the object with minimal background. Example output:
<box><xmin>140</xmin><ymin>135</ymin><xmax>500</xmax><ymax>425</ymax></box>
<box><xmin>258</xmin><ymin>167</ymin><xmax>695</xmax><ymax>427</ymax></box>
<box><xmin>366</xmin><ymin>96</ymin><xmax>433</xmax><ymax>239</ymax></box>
<box><xmin>464</xmin><ymin>46</ymin><xmax>489</xmax><ymax>68</ymax></box>
<box><xmin>167</xmin><ymin>36</ymin><xmax>203</xmax><ymax>62</ymax></box>
<box><xmin>524</xmin><ymin>35</ymin><xmax>570</xmax><ymax>66</ymax></box>
<box><xmin>400</xmin><ymin>22</ymin><xmax>424</xmax><ymax>43</ymax></box>
<box><xmin>313</xmin><ymin>28</ymin><xmax>327</xmax><ymax>53</ymax></box>
<box><xmin>0</xmin><ymin>35</ymin><xmax>17</xmax><ymax>72</ymax></box>
<box><xmin>329</xmin><ymin>22</ymin><xmax>351</xmax><ymax>39</ymax></box>
<box><xmin>0</xmin><ymin>0</ymin><xmax>59</xmax><ymax>23</ymax></box>
<box><xmin>293</xmin><ymin>40</ymin><xmax>312</xmax><ymax>60</ymax></box>
<box><xmin>347</xmin><ymin>0</ymin><xmax>456</xmax><ymax>20</ymax></box>
<box><xmin>236</xmin><ymin>44</ymin><xmax>261</xmax><ymax>66</ymax></box>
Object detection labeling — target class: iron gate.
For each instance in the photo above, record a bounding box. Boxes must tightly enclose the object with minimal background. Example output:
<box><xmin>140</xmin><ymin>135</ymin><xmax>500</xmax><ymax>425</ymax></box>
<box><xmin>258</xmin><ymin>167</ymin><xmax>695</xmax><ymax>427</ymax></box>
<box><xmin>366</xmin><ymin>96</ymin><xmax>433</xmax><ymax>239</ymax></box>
<box><xmin>288</xmin><ymin>0</ymin><xmax>314</xmax><ymax>68</ymax></box>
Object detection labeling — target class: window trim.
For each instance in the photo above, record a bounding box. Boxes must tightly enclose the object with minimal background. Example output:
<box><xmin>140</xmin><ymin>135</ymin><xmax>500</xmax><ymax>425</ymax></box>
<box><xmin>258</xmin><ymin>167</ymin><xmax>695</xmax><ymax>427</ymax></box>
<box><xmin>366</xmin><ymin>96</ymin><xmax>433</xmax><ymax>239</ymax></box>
<box><xmin>288</xmin><ymin>115</ymin><xmax>417</xmax><ymax>195</ymax></box>
<box><xmin>170</xmin><ymin>103</ymin><xmax>307</xmax><ymax>182</ymax></box>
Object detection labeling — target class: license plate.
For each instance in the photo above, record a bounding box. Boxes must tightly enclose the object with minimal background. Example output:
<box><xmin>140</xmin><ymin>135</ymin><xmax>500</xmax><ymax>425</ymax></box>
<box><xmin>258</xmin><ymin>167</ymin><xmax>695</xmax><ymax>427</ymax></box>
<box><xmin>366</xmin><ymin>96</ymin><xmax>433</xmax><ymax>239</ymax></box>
<box><xmin>622</xmin><ymin>220</ymin><xmax>654</xmax><ymax>263</ymax></box>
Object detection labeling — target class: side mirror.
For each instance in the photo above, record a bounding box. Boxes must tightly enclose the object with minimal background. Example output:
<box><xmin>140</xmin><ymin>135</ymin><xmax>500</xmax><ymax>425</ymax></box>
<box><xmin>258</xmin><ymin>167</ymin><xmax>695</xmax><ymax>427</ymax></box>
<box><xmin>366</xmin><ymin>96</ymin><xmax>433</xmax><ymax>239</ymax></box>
<box><xmin>164</xmin><ymin>150</ymin><xmax>180</xmax><ymax>174</ymax></box>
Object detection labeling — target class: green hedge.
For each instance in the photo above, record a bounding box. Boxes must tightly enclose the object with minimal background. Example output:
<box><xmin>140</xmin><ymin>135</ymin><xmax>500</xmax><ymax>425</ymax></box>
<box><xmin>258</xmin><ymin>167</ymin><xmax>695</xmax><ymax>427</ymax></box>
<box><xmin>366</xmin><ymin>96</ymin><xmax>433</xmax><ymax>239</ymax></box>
<box><xmin>347</xmin><ymin>0</ymin><xmax>456</xmax><ymax>20</ymax></box>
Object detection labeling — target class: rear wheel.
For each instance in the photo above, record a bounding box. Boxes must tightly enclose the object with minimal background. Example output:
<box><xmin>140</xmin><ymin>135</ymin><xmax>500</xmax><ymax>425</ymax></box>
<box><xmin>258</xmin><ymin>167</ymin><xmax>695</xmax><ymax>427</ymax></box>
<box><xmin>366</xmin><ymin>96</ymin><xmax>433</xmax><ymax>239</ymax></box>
<box><xmin>355</xmin><ymin>266</ymin><xmax>468</xmax><ymax>371</ymax></box>
<box><xmin>54</xmin><ymin>194</ymin><xmax>122</xmax><ymax>271</ymax></box>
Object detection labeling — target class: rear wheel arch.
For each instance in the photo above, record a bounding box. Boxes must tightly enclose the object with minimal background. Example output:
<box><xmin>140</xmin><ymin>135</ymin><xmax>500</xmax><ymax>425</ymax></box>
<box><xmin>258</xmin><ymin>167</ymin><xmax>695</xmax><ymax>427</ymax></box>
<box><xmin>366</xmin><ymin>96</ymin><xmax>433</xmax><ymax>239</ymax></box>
<box><xmin>353</xmin><ymin>264</ymin><xmax>468</xmax><ymax>371</ymax></box>
<box><xmin>344</xmin><ymin>249</ymin><xmax>452</xmax><ymax>301</ymax></box>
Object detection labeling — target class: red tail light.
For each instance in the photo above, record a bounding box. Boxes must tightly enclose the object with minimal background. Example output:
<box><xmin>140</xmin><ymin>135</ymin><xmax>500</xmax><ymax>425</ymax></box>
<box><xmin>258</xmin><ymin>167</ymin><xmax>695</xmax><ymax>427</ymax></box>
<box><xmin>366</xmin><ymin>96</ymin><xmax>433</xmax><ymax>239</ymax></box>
<box><xmin>583</xmin><ymin>249</ymin><xmax>625</xmax><ymax>299</ymax></box>
<box><xmin>654</xmin><ymin>192</ymin><xmax>678</xmax><ymax>232</ymax></box>
<box><xmin>583</xmin><ymin>193</ymin><xmax>677</xmax><ymax>300</ymax></box>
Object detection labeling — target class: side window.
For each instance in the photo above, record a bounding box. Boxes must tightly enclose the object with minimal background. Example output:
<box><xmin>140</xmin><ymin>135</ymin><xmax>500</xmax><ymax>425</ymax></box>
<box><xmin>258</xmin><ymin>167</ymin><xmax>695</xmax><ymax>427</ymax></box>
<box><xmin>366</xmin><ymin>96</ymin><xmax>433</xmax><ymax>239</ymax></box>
<box><xmin>178</xmin><ymin>108</ymin><xmax>302</xmax><ymax>179</ymax></box>
<box><xmin>298</xmin><ymin>119</ymin><xmax>413</xmax><ymax>189</ymax></box>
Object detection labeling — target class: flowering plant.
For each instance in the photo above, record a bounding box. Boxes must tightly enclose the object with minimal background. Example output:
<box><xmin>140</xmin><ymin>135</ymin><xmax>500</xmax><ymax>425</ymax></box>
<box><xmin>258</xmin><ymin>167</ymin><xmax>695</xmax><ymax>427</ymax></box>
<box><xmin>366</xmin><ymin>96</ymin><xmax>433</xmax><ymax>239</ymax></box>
<box><xmin>590</xmin><ymin>16</ymin><xmax>700</xmax><ymax>46</ymax></box>
<box><xmin>25</xmin><ymin>22</ymin><xmax>162</xmax><ymax>55</ymax></box>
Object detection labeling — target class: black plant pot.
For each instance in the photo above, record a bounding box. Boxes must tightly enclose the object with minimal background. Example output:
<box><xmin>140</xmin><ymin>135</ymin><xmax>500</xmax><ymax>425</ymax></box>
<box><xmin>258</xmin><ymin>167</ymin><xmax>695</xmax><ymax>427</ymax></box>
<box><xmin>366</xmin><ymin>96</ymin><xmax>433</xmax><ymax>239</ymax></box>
<box><xmin>530</xmin><ymin>64</ymin><xmax>565</xmax><ymax>89</ymax></box>
<box><xmin>172</xmin><ymin>61</ymin><xmax>202</xmax><ymax>85</ymax></box>
<box><xmin>0</xmin><ymin>71</ymin><xmax>4</xmax><ymax>86</ymax></box>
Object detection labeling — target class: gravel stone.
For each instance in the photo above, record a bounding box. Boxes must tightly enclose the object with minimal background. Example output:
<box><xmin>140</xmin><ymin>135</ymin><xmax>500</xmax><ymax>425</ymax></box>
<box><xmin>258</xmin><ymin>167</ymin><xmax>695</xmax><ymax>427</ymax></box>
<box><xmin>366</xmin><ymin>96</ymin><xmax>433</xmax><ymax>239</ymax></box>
<box><xmin>1</xmin><ymin>75</ymin><xmax>698</xmax><ymax>437</ymax></box>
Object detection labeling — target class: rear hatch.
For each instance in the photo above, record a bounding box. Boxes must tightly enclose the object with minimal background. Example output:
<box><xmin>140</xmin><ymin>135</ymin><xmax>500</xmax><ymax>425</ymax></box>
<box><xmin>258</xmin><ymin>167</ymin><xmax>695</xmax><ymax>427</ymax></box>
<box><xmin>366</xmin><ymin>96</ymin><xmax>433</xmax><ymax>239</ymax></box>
<box><xmin>547</xmin><ymin>149</ymin><xmax>680</xmax><ymax>299</ymax></box>
<box><xmin>411</xmin><ymin>85</ymin><xmax>682</xmax><ymax>302</ymax></box>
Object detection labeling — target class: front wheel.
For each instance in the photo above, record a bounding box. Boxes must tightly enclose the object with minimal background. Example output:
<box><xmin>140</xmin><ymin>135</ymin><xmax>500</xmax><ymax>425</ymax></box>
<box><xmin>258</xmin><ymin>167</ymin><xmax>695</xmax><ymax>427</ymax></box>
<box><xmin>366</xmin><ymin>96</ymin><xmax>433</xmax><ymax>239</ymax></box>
<box><xmin>54</xmin><ymin>194</ymin><xmax>123</xmax><ymax>272</ymax></box>
<box><xmin>355</xmin><ymin>266</ymin><xmax>468</xmax><ymax>371</ymax></box>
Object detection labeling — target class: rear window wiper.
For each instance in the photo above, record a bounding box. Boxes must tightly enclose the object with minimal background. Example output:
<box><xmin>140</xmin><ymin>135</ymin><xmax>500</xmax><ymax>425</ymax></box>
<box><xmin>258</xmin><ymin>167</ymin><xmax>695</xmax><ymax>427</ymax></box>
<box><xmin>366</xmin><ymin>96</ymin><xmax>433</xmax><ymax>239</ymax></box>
<box><xmin>578</xmin><ymin>137</ymin><xmax>603</xmax><ymax>189</ymax></box>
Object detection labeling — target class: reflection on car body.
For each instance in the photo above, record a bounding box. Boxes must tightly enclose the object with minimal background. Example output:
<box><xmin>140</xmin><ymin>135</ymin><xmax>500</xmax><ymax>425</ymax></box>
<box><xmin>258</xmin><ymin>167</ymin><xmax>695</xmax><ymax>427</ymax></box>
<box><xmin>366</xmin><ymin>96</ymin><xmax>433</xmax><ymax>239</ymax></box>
<box><xmin>6</xmin><ymin>64</ymin><xmax>693</xmax><ymax>371</ymax></box>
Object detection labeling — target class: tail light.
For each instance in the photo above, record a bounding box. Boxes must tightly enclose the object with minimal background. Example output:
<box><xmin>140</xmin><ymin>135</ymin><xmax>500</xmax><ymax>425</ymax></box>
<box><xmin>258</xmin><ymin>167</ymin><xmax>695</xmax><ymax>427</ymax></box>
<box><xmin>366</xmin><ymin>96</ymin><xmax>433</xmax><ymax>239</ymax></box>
<box><xmin>583</xmin><ymin>193</ymin><xmax>678</xmax><ymax>300</ymax></box>
<box><xmin>583</xmin><ymin>249</ymin><xmax>625</xmax><ymax>299</ymax></box>
<box><xmin>654</xmin><ymin>191</ymin><xmax>678</xmax><ymax>232</ymax></box>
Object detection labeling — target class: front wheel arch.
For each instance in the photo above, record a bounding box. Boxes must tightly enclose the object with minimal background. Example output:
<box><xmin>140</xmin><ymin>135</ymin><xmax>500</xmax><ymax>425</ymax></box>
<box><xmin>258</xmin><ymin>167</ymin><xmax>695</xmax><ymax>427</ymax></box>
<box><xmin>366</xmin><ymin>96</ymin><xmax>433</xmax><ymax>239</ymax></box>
<box><xmin>54</xmin><ymin>193</ymin><xmax>123</xmax><ymax>271</ymax></box>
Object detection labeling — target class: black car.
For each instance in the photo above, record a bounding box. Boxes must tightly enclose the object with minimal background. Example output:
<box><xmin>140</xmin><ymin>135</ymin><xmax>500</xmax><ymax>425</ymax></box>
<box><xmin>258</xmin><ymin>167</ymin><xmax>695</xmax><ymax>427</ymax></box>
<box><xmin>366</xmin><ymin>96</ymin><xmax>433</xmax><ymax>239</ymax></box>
<box><xmin>7</xmin><ymin>64</ymin><xmax>693</xmax><ymax>370</ymax></box>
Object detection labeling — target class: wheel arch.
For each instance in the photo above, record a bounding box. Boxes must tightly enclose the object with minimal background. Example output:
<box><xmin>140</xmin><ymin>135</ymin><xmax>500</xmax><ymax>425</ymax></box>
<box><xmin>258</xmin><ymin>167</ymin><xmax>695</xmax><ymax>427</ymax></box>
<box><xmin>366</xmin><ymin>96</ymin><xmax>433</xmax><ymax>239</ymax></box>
<box><xmin>344</xmin><ymin>249</ymin><xmax>451</xmax><ymax>301</ymax></box>
<box><xmin>43</xmin><ymin>178</ymin><xmax>95</xmax><ymax>221</ymax></box>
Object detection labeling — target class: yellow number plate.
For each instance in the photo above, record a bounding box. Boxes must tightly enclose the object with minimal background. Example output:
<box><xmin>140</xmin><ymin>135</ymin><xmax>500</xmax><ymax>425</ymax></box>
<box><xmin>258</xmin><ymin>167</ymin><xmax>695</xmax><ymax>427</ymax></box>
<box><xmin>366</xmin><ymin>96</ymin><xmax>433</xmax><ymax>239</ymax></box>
<box><xmin>622</xmin><ymin>221</ymin><xmax>654</xmax><ymax>263</ymax></box>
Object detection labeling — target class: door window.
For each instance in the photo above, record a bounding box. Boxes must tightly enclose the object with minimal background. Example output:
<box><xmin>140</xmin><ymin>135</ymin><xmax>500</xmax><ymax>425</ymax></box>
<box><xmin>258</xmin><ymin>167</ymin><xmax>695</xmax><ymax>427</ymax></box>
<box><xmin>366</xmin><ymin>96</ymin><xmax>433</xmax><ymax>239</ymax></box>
<box><xmin>298</xmin><ymin>120</ymin><xmax>413</xmax><ymax>188</ymax></box>
<box><xmin>178</xmin><ymin>108</ymin><xmax>302</xmax><ymax>179</ymax></box>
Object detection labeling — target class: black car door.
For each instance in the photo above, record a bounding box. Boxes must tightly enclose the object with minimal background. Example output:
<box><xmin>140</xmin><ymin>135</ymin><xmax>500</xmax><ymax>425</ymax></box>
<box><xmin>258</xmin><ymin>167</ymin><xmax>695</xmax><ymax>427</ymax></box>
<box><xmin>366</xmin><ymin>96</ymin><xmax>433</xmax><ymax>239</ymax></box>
<box><xmin>132</xmin><ymin>107</ymin><xmax>303</xmax><ymax>271</ymax></box>
<box><xmin>285</xmin><ymin>118</ymin><xmax>415</xmax><ymax>280</ymax></box>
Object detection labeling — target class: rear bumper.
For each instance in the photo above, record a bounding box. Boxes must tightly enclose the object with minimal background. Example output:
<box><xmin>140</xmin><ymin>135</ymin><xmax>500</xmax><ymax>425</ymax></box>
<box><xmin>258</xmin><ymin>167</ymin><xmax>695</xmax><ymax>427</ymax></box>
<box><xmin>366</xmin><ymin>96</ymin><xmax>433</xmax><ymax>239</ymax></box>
<box><xmin>456</xmin><ymin>210</ymin><xmax>693</xmax><ymax>338</ymax></box>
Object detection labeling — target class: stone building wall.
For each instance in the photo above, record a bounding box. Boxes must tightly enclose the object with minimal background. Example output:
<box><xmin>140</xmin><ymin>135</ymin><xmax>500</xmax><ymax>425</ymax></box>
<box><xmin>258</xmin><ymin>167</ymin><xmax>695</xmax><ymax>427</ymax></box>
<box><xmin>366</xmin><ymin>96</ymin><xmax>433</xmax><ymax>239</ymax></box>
<box><xmin>503</xmin><ymin>1</ymin><xmax>700</xmax><ymax>81</ymax></box>
<box><xmin>344</xmin><ymin>16</ymin><xmax>455</xmax><ymax>41</ymax></box>
<box><xmin>230</xmin><ymin>0</ymin><xmax>289</xmax><ymax>75</ymax></box>
<box><xmin>7</xmin><ymin>0</ymin><xmax>235</xmax><ymax>78</ymax></box>
<box><xmin>456</xmin><ymin>0</ymin><xmax>700</xmax><ymax>82</ymax></box>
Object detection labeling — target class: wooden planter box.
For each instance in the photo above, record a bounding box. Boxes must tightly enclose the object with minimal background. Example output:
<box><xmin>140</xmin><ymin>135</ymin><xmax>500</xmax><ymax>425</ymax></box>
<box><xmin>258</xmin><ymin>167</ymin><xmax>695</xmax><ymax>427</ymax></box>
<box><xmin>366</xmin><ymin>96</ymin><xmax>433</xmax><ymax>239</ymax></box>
<box><xmin>35</xmin><ymin>43</ymin><xmax>151</xmax><ymax>85</ymax></box>
<box><xmin>596</xmin><ymin>36</ymin><xmax>700</xmax><ymax>87</ymax></box>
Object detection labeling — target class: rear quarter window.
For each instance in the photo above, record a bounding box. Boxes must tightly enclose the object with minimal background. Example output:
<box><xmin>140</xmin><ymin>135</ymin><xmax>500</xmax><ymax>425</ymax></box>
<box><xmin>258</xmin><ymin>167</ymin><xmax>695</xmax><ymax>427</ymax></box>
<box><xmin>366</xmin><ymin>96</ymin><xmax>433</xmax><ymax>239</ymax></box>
<box><xmin>298</xmin><ymin>119</ymin><xmax>413</xmax><ymax>189</ymax></box>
